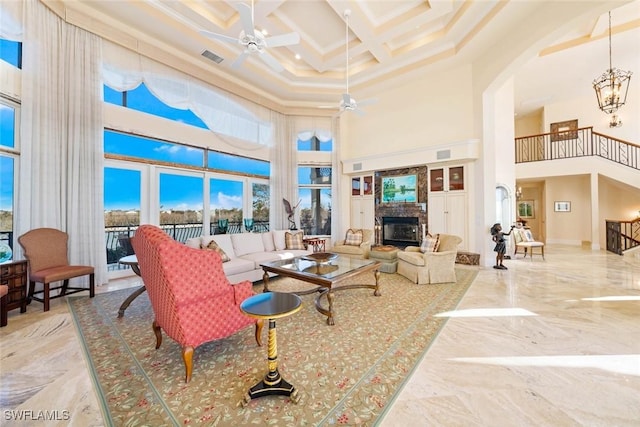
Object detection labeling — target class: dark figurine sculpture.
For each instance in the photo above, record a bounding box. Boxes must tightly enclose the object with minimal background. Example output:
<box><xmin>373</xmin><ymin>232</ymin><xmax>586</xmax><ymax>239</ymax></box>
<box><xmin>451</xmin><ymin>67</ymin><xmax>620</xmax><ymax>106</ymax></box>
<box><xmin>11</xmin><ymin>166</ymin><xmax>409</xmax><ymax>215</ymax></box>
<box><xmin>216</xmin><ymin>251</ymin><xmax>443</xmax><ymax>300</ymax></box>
<box><xmin>282</xmin><ymin>198</ymin><xmax>301</xmax><ymax>230</ymax></box>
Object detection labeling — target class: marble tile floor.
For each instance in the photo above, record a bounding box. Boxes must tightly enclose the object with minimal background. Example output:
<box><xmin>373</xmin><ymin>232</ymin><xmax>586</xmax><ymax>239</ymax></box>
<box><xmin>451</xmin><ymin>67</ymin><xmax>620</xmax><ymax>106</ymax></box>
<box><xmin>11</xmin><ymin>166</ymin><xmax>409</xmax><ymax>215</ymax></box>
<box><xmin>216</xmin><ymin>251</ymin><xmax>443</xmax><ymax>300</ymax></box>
<box><xmin>1</xmin><ymin>246</ymin><xmax>639</xmax><ymax>426</ymax></box>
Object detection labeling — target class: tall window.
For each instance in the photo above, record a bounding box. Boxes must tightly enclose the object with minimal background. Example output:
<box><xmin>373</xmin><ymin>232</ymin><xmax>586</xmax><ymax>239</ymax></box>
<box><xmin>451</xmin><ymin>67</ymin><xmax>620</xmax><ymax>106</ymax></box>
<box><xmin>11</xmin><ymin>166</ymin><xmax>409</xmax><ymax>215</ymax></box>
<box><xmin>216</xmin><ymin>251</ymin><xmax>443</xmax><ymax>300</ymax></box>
<box><xmin>104</xmin><ymin>85</ymin><xmax>270</xmax><ymax>273</ymax></box>
<box><xmin>159</xmin><ymin>171</ymin><xmax>204</xmax><ymax>240</ymax></box>
<box><xmin>252</xmin><ymin>183</ymin><xmax>270</xmax><ymax>232</ymax></box>
<box><xmin>210</xmin><ymin>177</ymin><xmax>243</xmax><ymax>232</ymax></box>
<box><xmin>297</xmin><ymin>134</ymin><xmax>332</xmax><ymax>235</ymax></box>
<box><xmin>104</xmin><ymin>166</ymin><xmax>141</xmax><ymax>266</ymax></box>
<box><xmin>0</xmin><ymin>98</ymin><xmax>19</xmax><ymax>250</ymax></box>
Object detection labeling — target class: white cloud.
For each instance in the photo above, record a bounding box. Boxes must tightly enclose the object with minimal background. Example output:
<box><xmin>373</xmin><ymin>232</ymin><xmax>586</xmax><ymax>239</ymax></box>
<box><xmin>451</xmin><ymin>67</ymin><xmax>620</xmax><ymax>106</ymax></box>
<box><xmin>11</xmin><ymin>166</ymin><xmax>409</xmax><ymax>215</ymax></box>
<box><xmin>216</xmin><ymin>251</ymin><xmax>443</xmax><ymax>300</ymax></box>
<box><xmin>212</xmin><ymin>192</ymin><xmax>242</xmax><ymax>210</ymax></box>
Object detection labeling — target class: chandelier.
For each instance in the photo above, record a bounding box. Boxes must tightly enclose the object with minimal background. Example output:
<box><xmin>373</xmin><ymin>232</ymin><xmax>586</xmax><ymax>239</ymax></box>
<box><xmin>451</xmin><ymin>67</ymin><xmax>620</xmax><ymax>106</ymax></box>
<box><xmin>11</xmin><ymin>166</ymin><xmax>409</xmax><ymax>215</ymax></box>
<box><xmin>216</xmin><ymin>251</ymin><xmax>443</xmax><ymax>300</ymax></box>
<box><xmin>592</xmin><ymin>11</ymin><xmax>632</xmax><ymax>115</ymax></box>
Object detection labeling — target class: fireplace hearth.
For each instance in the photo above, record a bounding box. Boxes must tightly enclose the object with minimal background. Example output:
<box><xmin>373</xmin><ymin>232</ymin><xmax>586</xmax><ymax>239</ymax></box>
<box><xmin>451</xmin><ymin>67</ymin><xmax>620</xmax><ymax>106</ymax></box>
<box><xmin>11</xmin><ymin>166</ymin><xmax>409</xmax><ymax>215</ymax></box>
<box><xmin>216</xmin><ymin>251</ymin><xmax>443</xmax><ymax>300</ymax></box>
<box><xmin>382</xmin><ymin>217</ymin><xmax>419</xmax><ymax>247</ymax></box>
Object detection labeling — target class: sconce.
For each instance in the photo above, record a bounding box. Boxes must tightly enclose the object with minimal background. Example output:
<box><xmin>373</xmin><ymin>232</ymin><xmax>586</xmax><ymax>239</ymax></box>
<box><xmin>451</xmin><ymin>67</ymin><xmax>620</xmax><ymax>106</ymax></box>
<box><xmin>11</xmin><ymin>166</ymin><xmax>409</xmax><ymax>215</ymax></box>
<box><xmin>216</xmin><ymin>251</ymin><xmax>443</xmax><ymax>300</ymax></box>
<box><xmin>515</xmin><ymin>186</ymin><xmax>522</xmax><ymax>200</ymax></box>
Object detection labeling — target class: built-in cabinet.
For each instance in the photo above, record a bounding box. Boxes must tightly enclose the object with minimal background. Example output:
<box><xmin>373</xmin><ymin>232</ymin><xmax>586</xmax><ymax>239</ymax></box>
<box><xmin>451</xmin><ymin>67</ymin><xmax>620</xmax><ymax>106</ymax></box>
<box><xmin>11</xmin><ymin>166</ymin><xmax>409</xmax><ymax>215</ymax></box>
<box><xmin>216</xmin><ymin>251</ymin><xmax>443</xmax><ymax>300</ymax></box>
<box><xmin>351</xmin><ymin>175</ymin><xmax>375</xmax><ymax>230</ymax></box>
<box><xmin>428</xmin><ymin>165</ymin><xmax>467</xmax><ymax>246</ymax></box>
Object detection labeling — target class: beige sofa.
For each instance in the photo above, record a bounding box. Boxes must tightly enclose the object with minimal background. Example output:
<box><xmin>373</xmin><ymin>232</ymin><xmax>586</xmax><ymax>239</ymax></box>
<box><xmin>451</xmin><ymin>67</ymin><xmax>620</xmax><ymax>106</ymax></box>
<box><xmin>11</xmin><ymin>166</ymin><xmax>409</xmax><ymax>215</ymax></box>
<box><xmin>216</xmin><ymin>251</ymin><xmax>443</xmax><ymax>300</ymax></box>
<box><xmin>330</xmin><ymin>229</ymin><xmax>373</xmax><ymax>259</ymax></box>
<box><xmin>185</xmin><ymin>230</ymin><xmax>312</xmax><ymax>283</ymax></box>
<box><xmin>397</xmin><ymin>234</ymin><xmax>462</xmax><ymax>284</ymax></box>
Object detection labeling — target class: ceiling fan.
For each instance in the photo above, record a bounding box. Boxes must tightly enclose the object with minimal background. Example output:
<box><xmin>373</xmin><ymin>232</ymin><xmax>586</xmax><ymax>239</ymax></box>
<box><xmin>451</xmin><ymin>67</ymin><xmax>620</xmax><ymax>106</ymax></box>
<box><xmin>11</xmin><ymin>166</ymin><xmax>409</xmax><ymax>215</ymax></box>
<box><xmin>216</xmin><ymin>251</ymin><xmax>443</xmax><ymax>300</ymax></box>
<box><xmin>339</xmin><ymin>9</ymin><xmax>376</xmax><ymax>115</ymax></box>
<box><xmin>200</xmin><ymin>1</ymin><xmax>299</xmax><ymax>73</ymax></box>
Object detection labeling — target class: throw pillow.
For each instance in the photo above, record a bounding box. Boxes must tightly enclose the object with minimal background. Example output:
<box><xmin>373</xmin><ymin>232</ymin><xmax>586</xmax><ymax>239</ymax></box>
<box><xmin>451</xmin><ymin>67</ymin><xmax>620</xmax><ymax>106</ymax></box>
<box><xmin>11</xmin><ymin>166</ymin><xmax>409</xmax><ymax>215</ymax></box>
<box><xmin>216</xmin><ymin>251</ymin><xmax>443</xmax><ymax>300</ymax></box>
<box><xmin>420</xmin><ymin>234</ymin><xmax>440</xmax><ymax>253</ymax></box>
<box><xmin>201</xmin><ymin>240</ymin><xmax>230</xmax><ymax>262</ymax></box>
<box><xmin>523</xmin><ymin>229</ymin><xmax>534</xmax><ymax>242</ymax></box>
<box><xmin>285</xmin><ymin>231</ymin><xmax>305</xmax><ymax>250</ymax></box>
<box><xmin>344</xmin><ymin>229</ymin><xmax>363</xmax><ymax>246</ymax></box>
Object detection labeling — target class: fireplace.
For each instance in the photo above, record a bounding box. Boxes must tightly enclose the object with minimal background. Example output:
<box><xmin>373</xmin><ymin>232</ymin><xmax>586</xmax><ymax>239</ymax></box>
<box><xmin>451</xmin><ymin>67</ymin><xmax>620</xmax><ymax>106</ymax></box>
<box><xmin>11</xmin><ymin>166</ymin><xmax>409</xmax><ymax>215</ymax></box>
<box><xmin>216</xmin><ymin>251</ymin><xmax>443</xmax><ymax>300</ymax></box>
<box><xmin>382</xmin><ymin>217</ymin><xmax>420</xmax><ymax>247</ymax></box>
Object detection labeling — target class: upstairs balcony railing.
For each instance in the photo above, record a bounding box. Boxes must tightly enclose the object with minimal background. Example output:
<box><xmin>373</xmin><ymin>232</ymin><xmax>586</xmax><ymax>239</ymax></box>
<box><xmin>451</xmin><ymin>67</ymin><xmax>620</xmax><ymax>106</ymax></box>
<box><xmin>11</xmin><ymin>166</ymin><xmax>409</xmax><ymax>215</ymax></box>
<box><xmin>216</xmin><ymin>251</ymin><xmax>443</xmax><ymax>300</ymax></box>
<box><xmin>516</xmin><ymin>127</ymin><xmax>640</xmax><ymax>254</ymax></box>
<box><xmin>515</xmin><ymin>126</ymin><xmax>639</xmax><ymax>170</ymax></box>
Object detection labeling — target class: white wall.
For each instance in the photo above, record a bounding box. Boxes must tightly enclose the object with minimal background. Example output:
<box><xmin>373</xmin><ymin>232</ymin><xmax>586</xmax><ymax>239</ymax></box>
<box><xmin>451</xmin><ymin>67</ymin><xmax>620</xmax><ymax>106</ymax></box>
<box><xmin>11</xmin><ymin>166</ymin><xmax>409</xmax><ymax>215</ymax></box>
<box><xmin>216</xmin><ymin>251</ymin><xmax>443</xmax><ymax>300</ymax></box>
<box><xmin>342</xmin><ymin>64</ymin><xmax>475</xmax><ymax>160</ymax></box>
<box><xmin>545</xmin><ymin>175</ymin><xmax>591</xmax><ymax>245</ymax></box>
<box><xmin>543</xmin><ymin>88</ymin><xmax>640</xmax><ymax>142</ymax></box>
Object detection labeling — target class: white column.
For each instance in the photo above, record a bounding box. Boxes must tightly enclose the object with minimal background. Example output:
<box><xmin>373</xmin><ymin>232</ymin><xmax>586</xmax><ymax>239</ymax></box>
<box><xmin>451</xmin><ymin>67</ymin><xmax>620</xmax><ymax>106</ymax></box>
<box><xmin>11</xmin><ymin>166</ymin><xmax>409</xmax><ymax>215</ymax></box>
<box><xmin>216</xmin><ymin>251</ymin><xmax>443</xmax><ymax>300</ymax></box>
<box><xmin>590</xmin><ymin>173</ymin><xmax>600</xmax><ymax>250</ymax></box>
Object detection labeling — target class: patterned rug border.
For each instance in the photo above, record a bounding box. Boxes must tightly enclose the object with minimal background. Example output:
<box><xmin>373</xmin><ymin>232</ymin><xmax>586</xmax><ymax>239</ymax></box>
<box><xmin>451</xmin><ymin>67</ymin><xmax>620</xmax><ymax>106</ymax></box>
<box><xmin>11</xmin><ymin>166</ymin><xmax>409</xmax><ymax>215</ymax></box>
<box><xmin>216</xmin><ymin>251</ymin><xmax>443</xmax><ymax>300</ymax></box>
<box><xmin>69</xmin><ymin>269</ymin><xmax>478</xmax><ymax>426</ymax></box>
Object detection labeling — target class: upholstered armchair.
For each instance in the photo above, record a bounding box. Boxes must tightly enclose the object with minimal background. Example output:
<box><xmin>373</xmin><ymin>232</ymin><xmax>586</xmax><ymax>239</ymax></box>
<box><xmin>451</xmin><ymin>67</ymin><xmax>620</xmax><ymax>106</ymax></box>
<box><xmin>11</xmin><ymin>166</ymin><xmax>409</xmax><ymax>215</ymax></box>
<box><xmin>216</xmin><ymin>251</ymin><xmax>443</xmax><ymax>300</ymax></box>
<box><xmin>330</xmin><ymin>229</ymin><xmax>373</xmax><ymax>259</ymax></box>
<box><xmin>397</xmin><ymin>234</ymin><xmax>462</xmax><ymax>284</ymax></box>
<box><xmin>512</xmin><ymin>226</ymin><xmax>545</xmax><ymax>259</ymax></box>
<box><xmin>131</xmin><ymin>224</ymin><xmax>263</xmax><ymax>383</ymax></box>
<box><xmin>18</xmin><ymin>228</ymin><xmax>95</xmax><ymax>312</ymax></box>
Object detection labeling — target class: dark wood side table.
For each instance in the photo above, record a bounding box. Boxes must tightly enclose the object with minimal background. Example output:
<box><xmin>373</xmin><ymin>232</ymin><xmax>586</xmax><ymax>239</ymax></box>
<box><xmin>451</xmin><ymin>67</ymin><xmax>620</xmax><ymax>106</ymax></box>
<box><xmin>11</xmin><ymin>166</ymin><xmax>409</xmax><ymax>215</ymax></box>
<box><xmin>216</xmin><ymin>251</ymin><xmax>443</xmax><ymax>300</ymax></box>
<box><xmin>117</xmin><ymin>255</ymin><xmax>146</xmax><ymax>318</ymax></box>
<box><xmin>239</xmin><ymin>292</ymin><xmax>303</xmax><ymax>407</ymax></box>
<box><xmin>0</xmin><ymin>260</ymin><xmax>28</xmax><ymax>326</ymax></box>
<box><xmin>303</xmin><ymin>237</ymin><xmax>326</xmax><ymax>253</ymax></box>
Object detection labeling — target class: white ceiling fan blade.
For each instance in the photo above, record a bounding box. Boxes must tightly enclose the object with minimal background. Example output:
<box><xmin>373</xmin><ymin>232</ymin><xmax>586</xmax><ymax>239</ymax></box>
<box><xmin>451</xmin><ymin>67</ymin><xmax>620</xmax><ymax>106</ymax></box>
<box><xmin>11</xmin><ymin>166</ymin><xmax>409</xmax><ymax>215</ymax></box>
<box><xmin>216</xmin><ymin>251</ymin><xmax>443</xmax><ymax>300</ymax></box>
<box><xmin>232</xmin><ymin>51</ymin><xmax>250</xmax><ymax>68</ymax></box>
<box><xmin>259</xmin><ymin>50</ymin><xmax>284</xmax><ymax>72</ymax></box>
<box><xmin>265</xmin><ymin>32</ymin><xmax>300</xmax><ymax>48</ymax></box>
<box><xmin>353</xmin><ymin>108</ymin><xmax>366</xmax><ymax>116</ymax></box>
<box><xmin>200</xmin><ymin>30</ymin><xmax>239</xmax><ymax>45</ymax></box>
<box><xmin>234</xmin><ymin>3</ymin><xmax>255</xmax><ymax>38</ymax></box>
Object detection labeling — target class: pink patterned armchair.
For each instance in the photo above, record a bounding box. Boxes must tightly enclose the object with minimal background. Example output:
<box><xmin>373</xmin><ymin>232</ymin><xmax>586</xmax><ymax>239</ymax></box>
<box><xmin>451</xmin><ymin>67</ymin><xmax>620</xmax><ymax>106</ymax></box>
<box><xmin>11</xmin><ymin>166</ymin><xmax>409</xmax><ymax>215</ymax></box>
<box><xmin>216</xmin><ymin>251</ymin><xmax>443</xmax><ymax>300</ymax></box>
<box><xmin>131</xmin><ymin>225</ymin><xmax>263</xmax><ymax>383</ymax></box>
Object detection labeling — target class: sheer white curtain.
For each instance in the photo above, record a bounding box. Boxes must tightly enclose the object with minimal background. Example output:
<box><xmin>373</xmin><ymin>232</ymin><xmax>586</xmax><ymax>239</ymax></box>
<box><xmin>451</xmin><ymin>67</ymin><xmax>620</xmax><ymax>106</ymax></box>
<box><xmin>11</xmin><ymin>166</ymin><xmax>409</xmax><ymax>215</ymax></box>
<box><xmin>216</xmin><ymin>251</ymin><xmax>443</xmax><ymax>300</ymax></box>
<box><xmin>0</xmin><ymin>0</ymin><xmax>22</xmax><ymax>40</ymax></box>
<box><xmin>330</xmin><ymin>117</ymin><xmax>341</xmax><ymax>244</ymax></box>
<box><xmin>17</xmin><ymin>0</ymin><xmax>107</xmax><ymax>286</ymax></box>
<box><xmin>103</xmin><ymin>41</ymin><xmax>273</xmax><ymax>150</ymax></box>
<box><xmin>269</xmin><ymin>111</ymin><xmax>297</xmax><ymax>230</ymax></box>
<box><xmin>277</xmin><ymin>116</ymin><xmax>338</xmax><ymax>235</ymax></box>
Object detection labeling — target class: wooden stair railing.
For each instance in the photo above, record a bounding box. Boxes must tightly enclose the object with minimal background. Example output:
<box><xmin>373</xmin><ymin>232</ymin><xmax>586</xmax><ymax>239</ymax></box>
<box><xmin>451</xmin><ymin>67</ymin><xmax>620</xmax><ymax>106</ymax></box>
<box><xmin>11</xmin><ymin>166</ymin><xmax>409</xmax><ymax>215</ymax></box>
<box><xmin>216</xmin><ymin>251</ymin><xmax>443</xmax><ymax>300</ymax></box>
<box><xmin>606</xmin><ymin>218</ymin><xmax>640</xmax><ymax>255</ymax></box>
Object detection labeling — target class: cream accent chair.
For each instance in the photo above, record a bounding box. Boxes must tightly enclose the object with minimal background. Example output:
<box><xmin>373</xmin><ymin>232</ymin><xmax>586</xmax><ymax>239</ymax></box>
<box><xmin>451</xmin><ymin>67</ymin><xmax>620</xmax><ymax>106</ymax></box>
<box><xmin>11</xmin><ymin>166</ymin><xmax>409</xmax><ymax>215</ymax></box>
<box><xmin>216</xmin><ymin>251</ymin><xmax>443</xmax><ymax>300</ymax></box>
<box><xmin>330</xmin><ymin>229</ymin><xmax>373</xmax><ymax>259</ymax></box>
<box><xmin>397</xmin><ymin>234</ymin><xmax>462</xmax><ymax>284</ymax></box>
<box><xmin>513</xmin><ymin>226</ymin><xmax>545</xmax><ymax>259</ymax></box>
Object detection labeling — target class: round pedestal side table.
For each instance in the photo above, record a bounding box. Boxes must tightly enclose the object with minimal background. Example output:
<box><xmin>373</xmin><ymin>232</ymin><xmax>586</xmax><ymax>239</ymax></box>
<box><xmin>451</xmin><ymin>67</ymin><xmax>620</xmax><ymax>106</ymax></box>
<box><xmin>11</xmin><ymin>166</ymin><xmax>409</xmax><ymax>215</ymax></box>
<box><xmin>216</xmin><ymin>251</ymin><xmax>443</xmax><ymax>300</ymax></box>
<box><xmin>239</xmin><ymin>291</ymin><xmax>303</xmax><ymax>407</ymax></box>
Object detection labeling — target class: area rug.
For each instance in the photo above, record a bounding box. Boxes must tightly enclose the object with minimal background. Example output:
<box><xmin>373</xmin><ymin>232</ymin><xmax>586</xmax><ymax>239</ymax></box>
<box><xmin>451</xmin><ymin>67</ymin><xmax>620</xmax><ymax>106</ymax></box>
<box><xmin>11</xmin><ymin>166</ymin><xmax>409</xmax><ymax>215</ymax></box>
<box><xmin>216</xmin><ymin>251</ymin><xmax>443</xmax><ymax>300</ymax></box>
<box><xmin>69</xmin><ymin>268</ymin><xmax>477</xmax><ymax>426</ymax></box>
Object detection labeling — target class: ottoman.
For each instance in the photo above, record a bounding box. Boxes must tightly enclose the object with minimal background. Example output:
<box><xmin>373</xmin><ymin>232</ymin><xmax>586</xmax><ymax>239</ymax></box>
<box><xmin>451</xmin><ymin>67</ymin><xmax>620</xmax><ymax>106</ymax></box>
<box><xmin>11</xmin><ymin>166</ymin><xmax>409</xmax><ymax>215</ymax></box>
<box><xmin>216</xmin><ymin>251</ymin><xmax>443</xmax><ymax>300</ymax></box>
<box><xmin>369</xmin><ymin>246</ymin><xmax>399</xmax><ymax>273</ymax></box>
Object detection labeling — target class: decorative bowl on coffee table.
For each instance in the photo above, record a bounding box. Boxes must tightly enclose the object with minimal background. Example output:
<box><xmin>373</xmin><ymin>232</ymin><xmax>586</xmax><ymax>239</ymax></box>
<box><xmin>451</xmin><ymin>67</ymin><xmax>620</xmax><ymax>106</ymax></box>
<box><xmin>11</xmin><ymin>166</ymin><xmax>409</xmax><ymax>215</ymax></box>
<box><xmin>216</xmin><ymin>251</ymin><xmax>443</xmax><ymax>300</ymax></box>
<box><xmin>302</xmin><ymin>252</ymin><xmax>338</xmax><ymax>265</ymax></box>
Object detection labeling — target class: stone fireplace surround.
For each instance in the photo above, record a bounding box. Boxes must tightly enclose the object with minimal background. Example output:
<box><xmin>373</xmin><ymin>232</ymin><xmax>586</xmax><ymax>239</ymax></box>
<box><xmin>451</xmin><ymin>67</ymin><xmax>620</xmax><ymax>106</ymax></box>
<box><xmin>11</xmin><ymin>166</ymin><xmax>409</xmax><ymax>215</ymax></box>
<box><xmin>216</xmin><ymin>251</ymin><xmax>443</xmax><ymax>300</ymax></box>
<box><xmin>375</xmin><ymin>166</ymin><xmax>428</xmax><ymax>247</ymax></box>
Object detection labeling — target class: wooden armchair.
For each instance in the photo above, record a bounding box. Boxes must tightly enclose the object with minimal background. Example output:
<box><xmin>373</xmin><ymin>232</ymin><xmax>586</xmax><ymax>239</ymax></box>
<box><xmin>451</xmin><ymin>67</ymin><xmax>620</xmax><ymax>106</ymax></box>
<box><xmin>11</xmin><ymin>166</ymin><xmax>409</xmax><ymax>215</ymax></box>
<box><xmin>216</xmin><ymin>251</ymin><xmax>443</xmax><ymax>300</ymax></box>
<box><xmin>18</xmin><ymin>228</ymin><xmax>95</xmax><ymax>312</ymax></box>
<box><xmin>131</xmin><ymin>224</ymin><xmax>263</xmax><ymax>383</ymax></box>
<box><xmin>397</xmin><ymin>234</ymin><xmax>462</xmax><ymax>284</ymax></box>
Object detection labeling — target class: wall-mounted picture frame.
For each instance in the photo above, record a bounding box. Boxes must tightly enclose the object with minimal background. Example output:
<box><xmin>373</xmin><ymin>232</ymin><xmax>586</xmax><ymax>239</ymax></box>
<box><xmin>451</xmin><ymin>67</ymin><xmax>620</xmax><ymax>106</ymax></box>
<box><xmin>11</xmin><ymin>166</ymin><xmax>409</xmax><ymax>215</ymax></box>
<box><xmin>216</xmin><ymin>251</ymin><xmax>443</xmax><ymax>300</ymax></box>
<box><xmin>517</xmin><ymin>200</ymin><xmax>535</xmax><ymax>218</ymax></box>
<box><xmin>550</xmin><ymin>119</ymin><xmax>578</xmax><ymax>141</ymax></box>
<box><xmin>554</xmin><ymin>201</ymin><xmax>571</xmax><ymax>212</ymax></box>
<box><xmin>381</xmin><ymin>174</ymin><xmax>417</xmax><ymax>203</ymax></box>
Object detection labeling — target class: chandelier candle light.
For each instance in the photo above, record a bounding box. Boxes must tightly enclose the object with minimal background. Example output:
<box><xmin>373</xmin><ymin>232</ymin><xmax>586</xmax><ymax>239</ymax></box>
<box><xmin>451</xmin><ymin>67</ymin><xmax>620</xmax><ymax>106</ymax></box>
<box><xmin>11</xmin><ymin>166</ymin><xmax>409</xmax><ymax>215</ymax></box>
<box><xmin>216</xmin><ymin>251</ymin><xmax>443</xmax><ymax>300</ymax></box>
<box><xmin>592</xmin><ymin>11</ymin><xmax>632</xmax><ymax>123</ymax></box>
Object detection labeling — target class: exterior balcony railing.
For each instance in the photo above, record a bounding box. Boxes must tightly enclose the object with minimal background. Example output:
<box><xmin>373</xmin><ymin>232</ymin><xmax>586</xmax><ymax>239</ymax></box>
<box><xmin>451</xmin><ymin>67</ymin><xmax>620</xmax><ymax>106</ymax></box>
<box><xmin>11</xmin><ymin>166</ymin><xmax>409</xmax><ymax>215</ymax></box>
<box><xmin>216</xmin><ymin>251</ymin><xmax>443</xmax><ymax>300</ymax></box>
<box><xmin>105</xmin><ymin>221</ymin><xmax>270</xmax><ymax>270</ymax></box>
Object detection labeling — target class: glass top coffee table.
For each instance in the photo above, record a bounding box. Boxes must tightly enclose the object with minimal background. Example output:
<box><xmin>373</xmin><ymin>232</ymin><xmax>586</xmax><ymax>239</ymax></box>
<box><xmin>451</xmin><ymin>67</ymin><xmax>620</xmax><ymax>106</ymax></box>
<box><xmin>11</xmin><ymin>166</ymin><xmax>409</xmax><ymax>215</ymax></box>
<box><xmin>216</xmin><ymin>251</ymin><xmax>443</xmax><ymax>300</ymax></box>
<box><xmin>260</xmin><ymin>255</ymin><xmax>381</xmax><ymax>326</ymax></box>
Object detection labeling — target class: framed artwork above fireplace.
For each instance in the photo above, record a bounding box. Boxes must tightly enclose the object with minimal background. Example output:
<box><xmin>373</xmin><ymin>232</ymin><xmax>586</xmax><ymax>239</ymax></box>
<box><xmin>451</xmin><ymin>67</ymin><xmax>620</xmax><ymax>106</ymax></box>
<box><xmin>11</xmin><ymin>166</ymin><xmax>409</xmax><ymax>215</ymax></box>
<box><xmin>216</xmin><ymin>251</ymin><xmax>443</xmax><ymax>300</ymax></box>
<box><xmin>381</xmin><ymin>174</ymin><xmax>417</xmax><ymax>203</ymax></box>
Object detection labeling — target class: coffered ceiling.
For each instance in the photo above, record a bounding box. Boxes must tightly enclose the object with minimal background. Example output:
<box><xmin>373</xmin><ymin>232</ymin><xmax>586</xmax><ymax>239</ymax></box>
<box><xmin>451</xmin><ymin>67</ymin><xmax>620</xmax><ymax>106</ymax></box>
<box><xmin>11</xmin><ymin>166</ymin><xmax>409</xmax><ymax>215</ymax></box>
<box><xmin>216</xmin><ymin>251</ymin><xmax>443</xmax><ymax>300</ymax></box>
<box><xmin>58</xmin><ymin>0</ymin><xmax>640</xmax><ymax>116</ymax></box>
